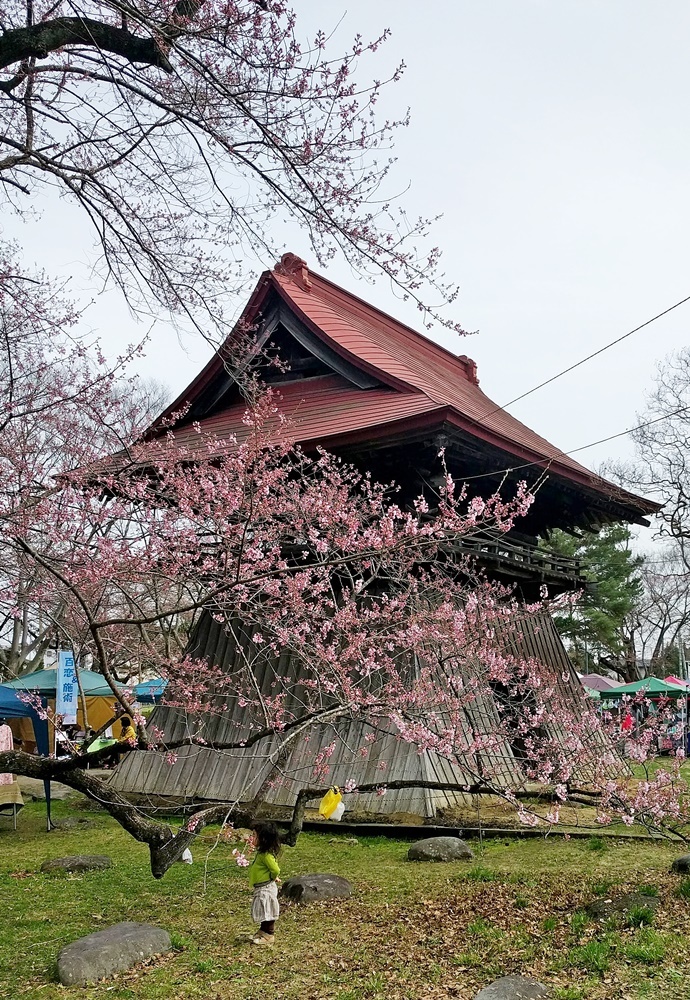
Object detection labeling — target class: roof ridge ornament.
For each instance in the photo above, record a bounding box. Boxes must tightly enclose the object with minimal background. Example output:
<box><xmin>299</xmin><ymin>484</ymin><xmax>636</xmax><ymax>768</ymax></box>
<box><xmin>274</xmin><ymin>252</ymin><xmax>312</xmax><ymax>291</ymax></box>
<box><xmin>457</xmin><ymin>354</ymin><xmax>479</xmax><ymax>386</ymax></box>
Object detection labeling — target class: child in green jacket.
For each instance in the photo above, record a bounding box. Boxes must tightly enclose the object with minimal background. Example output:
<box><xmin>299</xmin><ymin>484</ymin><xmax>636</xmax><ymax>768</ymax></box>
<box><xmin>249</xmin><ymin>823</ymin><xmax>282</xmax><ymax>946</ymax></box>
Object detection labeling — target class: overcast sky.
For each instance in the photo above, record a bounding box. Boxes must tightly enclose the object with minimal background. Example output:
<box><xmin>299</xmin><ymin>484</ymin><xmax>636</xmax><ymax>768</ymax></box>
<box><xmin>9</xmin><ymin>0</ymin><xmax>690</xmax><ymax>537</ymax></box>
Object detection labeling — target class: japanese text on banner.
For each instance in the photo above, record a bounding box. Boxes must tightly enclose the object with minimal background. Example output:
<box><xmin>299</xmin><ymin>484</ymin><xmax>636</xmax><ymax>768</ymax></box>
<box><xmin>56</xmin><ymin>651</ymin><xmax>77</xmax><ymax>725</ymax></box>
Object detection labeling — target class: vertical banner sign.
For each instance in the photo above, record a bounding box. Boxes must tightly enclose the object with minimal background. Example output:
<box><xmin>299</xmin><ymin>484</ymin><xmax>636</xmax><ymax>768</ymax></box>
<box><xmin>56</xmin><ymin>650</ymin><xmax>77</xmax><ymax>725</ymax></box>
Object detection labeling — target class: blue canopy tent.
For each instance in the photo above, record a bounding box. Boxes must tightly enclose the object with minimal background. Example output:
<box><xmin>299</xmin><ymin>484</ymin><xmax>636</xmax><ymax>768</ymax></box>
<box><xmin>133</xmin><ymin>678</ymin><xmax>168</xmax><ymax>704</ymax></box>
<box><xmin>0</xmin><ymin>685</ymin><xmax>52</xmax><ymax>829</ymax></box>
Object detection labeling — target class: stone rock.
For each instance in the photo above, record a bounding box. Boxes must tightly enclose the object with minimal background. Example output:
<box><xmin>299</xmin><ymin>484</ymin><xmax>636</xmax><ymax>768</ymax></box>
<box><xmin>18</xmin><ymin>776</ymin><xmax>74</xmax><ymax>801</ymax></box>
<box><xmin>585</xmin><ymin>891</ymin><xmax>660</xmax><ymax>921</ymax></box>
<box><xmin>474</xmin><ymin>974</ymin><xmax>550</xmax><ymax>999</ymax></box>
<box><xmin>48</xmin><ymin>817</ymin><xmax>94</xmax><ymax>832</ymax></box>
<box><xmin>407</xmin><ymin>836</ymin><xmax>474</xmax><ymax>862</ymax></box>
<box><xmin>280</xmin><ymin>873</ymin><xmax>352</xmax><ymax>903</ymax></box>
<box><xmin>41</xmin><ymin>855</ymin><xmax>112</xmax><ymax>874</ymax></box>
<box><xmin>57</xmin><ymin>921</ymin><xmax>171</xmax><ymax>986</ymax></box>
<box><xmin>671</xmin><ymin>854</ymin><xmax>690</xmax><ymax>874</ymax></box>
<box><xmin>224</xmin><ymin>826</ymin><xmax>254</xmax><ymax>845</ymax></box>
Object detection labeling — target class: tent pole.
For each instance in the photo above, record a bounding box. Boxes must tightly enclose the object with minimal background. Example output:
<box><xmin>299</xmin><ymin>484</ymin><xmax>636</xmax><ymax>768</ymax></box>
<box><xmin>45</xmin><ymin>780</ymin><xmax>52</xmax><ymax>831</ymax></box>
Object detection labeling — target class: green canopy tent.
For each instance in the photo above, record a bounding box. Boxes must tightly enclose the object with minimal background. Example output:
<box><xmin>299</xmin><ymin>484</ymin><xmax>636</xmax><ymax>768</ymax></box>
<box><xmin>599</xmin><ymin>677</ymin><xmax>688</xmax><ymax>699</ymax></box>
<box><xmin>600</xmin><ymin>676</ymin><xmax>688</xmax><ymax>756</ymax></box>
<box><xmin>3</xmin><ymin>667</ymin><xmax>120</xmax><ymax>698</ymax></box>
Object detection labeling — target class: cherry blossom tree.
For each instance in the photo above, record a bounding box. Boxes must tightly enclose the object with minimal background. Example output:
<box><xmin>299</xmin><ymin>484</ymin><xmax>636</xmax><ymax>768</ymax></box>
<box><xmin>0</xmin><ymin>0</ymin><xmax>462</xmax><ymax>338</ymax></box>
<box><xmin>0</xmin><ymin>339</ymin><xmax>687</xmax><ymax>875</ymax></box>
<box><xmin>0</xmin><ymin>249</ymin><xmax>170</xmax><ymax>678</ymax></box>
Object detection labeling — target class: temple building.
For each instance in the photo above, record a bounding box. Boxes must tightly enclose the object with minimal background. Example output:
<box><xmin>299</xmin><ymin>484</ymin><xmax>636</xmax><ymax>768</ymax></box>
<box><xmin>111</xmin><ymin>254</ymin><xmax>657</xmax><ymax>822</ymax></box>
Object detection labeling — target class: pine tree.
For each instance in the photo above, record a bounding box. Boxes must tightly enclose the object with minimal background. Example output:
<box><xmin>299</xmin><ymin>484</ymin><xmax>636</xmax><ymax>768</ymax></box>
<box><xmin>546</xmin><ymin>525</ymin><xmax>643</xmax><ymax>677</ymax></box>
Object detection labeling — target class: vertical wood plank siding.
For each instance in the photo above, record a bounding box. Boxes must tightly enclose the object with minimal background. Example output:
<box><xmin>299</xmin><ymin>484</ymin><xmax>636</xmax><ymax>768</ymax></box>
<box><xmin>111</xmin><ymin>612</ymin><xmax>590</xmax><ymax>819</ymax></box>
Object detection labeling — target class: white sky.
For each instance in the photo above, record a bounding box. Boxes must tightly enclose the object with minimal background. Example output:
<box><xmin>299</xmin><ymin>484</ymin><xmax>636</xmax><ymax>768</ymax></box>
<box><xmin>7</xmin><ymin>0</ymin><xmax>690</xmax><ymax>546</ymax></box>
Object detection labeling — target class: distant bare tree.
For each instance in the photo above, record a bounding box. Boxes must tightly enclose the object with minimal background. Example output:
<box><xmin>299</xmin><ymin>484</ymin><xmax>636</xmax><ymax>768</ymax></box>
<box><xmin>604</xmin><ymin>352</ymin><xmax>690</xmax><ymax>678</ymax></box>
<box><xmin>629</xmin><ymin>544</ymin><xmax>690</xmax><ymax>679</ymax></box>
<box><xmin>627</xmin><ymin>349</ymin><xmax>690</xmax><ymax>563</ymax></box>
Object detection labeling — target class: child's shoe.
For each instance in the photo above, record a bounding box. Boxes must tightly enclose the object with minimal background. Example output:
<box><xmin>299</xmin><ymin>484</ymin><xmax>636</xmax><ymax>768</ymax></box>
<box><xmin>251</xmin><ymin>932</ymin><xmax>275</xmax><ymax>947</ymax></box>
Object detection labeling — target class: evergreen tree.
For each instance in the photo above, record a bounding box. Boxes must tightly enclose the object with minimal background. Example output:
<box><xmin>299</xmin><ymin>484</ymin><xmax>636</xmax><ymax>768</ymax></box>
<box><xmin>546</xmin><ymin>525</ymin><xmax>643</xmax><ymax>676</ymax></box>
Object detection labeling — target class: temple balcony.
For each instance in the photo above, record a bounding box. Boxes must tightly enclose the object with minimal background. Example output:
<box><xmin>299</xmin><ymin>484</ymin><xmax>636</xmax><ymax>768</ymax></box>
<box><xmin>452</xmin><ymin>531</ymin><xmax>584</xmax><ymax>599</ymax></box>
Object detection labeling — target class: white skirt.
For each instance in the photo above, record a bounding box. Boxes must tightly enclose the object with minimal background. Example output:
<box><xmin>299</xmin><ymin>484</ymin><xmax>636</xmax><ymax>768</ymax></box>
<box><xmin>251</xmin><ymin>881</ymin><xmax>280</xmax><ymax>923</ymax></box>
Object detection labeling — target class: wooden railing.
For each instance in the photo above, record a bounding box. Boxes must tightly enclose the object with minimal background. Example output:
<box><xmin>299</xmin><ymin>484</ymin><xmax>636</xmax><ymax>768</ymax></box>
<box><xmin>452</xmin><ymin>534</ymin><xmax>583</xmax><ymax>584</ymax></box>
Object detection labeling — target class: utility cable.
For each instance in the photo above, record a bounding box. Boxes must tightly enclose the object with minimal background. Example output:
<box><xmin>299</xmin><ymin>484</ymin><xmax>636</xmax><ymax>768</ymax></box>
<box><xmin>460</xmin><ymin>403</ymin><xmax>690</xmax><ymax>483</ymax></box>
<box><xmin>479</xmin><ymin>292</ymin><xmax>690</xmax><ymax>422</ymax></box>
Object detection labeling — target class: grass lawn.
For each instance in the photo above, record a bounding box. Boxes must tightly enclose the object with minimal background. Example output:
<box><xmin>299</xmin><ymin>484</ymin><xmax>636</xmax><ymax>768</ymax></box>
<box><xmin>3</xmin><ymin>799</ymin><xmax>690</xmax><ymax>1000</ymax></box>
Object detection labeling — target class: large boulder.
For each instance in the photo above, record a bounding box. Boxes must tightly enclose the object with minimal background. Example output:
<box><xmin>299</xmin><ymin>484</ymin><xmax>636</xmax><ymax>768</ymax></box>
<box><xmin>280</xmin><ymin>874</ymin><xmax>352</xmax><ymax>903</ymax></box>
<box><xmin>474</xmin><ymin>975</ymin><xmax>550</xmax><ymax>999</ymax></box>
<box><xmin>57</xmin><ymin>922</ymin><xmax>171</xmax><ymax>986</ymax></box>
<box><xmin>407</xmin><ymin>836</ymin><xmax>474</xmax><ymax>862</ymax></box>
<box><xmin>671</xmin><ymin>854</ymin><xmax>690</xmax><ymax>874</ymax></box>
<box><xmin>18</xmin><ymin>776</ymin><xmax>74</xmax><ymax>801</ymax></box>
<box><xmin>41</xmin><ymin>855</ymin><xmax>112</xmax><ymax>874</ymax></box>
<box><xmin>585</xmin><ymin>891</ymin><xmax>660</xmax><ymax>921</ymax></box>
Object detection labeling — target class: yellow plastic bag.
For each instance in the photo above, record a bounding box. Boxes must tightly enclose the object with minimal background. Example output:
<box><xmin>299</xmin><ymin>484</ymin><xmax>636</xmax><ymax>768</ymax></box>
<box><xmin>318</xmin><ymin>787</ymin><xmax>342</xmax><ymax>819</ymax></box>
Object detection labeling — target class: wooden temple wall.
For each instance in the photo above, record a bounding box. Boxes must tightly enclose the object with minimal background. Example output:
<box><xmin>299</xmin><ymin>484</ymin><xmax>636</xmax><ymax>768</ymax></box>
<box><xmin>111</xmin><ymin>612</ymin><xmax>590</xmax><ymax>821</ymax></box>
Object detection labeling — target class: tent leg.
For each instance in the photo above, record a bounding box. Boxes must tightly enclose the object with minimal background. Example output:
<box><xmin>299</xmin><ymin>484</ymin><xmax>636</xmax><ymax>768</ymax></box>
<box><xmin>44</xmin><ymin>780</ymin><xmax>52</xmax><ymax>832</ymax></box>
<box><xmin>12</xmin><ymin>804</ymin><xmax>16</xmax><ymax>831</ymax></box>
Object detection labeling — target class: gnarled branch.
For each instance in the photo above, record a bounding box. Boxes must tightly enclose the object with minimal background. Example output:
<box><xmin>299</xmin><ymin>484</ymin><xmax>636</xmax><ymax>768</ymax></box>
<box><xmin>0</xmin><ymin>17</ymin><xmax>173</xmax><ymax>73</ymax></box>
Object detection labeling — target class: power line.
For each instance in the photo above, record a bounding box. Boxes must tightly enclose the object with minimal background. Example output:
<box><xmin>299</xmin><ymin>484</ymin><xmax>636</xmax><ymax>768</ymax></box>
<box><xmin>480</xmin><ymin>292</ymin><xmax>690</xmax><ymax>423</ymax></box>
<box><xmin>461</xmin><ymin>402</ymin><xmax>690</xmax><ymax>483</ymax></box>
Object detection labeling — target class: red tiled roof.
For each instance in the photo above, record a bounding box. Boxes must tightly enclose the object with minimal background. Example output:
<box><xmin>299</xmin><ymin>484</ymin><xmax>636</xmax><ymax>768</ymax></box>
<box><xmin>168</xmin><ymin>375</ymin><xmax>439</xmax><ymax>450</ymax></box>
<box><xmin>160</xmin><ymin>255</ymin><xmax>657</xmax><ymax>516</ymax></box>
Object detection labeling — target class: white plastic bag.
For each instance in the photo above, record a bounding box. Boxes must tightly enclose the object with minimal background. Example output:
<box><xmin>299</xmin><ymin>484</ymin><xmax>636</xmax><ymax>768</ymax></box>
<box><xmin>330</xmin><ymin>801</ymin><xmax>345</xmax><ymax>822</ymax></box>
<box><xmin>180</xmin><ymin>848</ymin><xmax>193</xmax><ymax>864</ymax></box>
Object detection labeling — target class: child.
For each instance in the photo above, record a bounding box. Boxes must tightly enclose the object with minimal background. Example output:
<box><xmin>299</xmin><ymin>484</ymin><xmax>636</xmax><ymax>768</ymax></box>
<box><xmin>248</xmin><ymin>822</ymin><xmax>282</xmax><ymax>947</ymax></box>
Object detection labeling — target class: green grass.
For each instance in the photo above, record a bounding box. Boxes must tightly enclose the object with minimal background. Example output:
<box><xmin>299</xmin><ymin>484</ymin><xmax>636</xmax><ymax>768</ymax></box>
<box><xmin>626</xmin><ymin>904</ymin><xmax>656</xmax><ymax>928</ymax></box>
<box><xmin>591</xmin><ymin>878</ymin><xmax>616</xmax><ymax>896</ymax></box>
<box><xmin>570</xmin><ymin>910</ymin><xmax>590</xmax><ymax>936</ymax></box>
<box><xmin>638</xmin><ymin>883</ymin><xmax>660</xmax><ymax>897</ymax></box>
<box><xmin>466</xmin><ymin>917</ymin><xmax>504</xmax><ymax>940</ymax></box>
<box><xmin>567</xmin><ymin>938</ymin><xmax>612</xmax><ymax>974</ymax></box>
<box><xmin>624</xmin><ymin>928</ymin><xmax>667</xmax><ymax>964</ymax></box>
<box><xmin>462</xmin><ymin>864</ymin><xmax>498</xmax><ymax>882</ymax></box>
<box><xmin>553</xmin><ymin>987</ymin><xmax>587</xmax><ymax>1000</ymax></box>
<box><xmin>675</xmin><ymin>877</ymin><xmax>690</xmax><ymax>899</ymax></box>
<box><xmin>2</xmin><ymin>798</ymin><xmax>690</xmax><ymax>1000</ymax></box>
